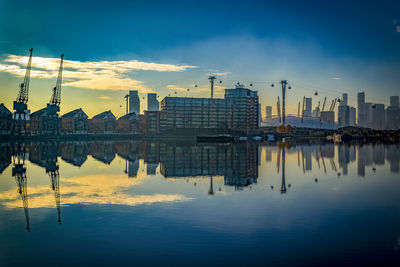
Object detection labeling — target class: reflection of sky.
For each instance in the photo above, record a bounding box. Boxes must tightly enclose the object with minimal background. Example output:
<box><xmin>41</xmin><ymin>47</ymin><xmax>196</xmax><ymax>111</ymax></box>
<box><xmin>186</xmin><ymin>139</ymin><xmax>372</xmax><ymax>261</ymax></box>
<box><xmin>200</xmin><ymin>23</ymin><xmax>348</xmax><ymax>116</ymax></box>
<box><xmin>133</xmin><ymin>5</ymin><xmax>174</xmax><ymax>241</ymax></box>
<box><xmin>0</xmin><ymin>144</ymin><xmax>399</xmax><ymax>265</ymax></box>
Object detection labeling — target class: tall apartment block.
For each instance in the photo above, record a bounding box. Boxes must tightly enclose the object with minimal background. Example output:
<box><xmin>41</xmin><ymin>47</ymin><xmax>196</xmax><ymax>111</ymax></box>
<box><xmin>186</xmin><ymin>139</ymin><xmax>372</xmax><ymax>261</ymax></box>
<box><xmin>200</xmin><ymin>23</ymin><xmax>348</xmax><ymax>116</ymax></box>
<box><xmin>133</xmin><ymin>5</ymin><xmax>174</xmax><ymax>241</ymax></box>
<box><xmin>129</xmin><ymin>90</ymin><xmax>140</xmax><ymax>115</ymax></box>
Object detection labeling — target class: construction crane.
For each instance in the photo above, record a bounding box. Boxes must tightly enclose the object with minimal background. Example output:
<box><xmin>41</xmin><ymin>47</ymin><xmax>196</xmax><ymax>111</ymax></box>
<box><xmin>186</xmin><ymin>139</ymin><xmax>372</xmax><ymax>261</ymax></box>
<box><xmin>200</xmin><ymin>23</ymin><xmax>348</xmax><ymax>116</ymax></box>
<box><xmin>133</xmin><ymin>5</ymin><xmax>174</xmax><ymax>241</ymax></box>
<box><xmin>315</xmin><ymin>101</ymin><xmax>321</xmax><ymax>118</ymax></box>
<box><xmin>319</xmin><ymin>97</ymin><xmax>327</xmax><ymax>122</ymax></box>
<box><xmin>11</xmin><ymin>143</ymin><xmax>30</xmax><ymax>231</ymax></box>
<box><xmin>12</xmin><ymin>48</ymin><xmax>33</xmax><ymax>135</ymax></box>
<box><xmin>327</xmin><ymin>98</ymin><xmax>337</xmax><ymax>123</ymax></box>
<box><xmin>47</xmin><ymin>54</ymin><xmax>64</xmax><ymax>114</ymax></box>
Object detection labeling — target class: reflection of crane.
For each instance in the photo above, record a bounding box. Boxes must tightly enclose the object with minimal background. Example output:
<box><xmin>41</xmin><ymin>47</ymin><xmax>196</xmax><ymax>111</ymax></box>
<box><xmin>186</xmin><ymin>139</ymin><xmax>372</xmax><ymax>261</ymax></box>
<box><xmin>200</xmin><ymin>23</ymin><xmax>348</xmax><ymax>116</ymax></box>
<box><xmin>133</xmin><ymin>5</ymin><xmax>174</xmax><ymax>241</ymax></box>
<box><xmin>208</xmin><ymin>176</ymin><xmax>214</xmax><ymax>195</ymax></box>
<box><xmin>11</xmin><ymin>143</ymin><xmax>30</xmax><ymax>231</ymax></box>
<box><xmin>280</xmin><ymin>148</ymin><xmax>286</xmax><ymax>194</ymax></box>
<box><xmin>12</xmin><ymin>48</ymin><xmax>33</xmax><ymax>135</ymax></box>
<box><xmin>48</xmin><ymin>166</ymin><xmax>61</xmax><ymax>225</ymax></box>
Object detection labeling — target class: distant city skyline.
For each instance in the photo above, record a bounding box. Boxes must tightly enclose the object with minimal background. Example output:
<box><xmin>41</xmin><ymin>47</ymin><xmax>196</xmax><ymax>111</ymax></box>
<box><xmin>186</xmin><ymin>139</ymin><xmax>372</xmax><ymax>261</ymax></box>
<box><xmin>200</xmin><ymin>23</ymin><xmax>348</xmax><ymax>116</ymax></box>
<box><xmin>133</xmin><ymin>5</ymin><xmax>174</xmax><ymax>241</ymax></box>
<box><xmin>0</xmin><ymin>0</ymin><xmax>399</xmax><ymax>118</ymax></box>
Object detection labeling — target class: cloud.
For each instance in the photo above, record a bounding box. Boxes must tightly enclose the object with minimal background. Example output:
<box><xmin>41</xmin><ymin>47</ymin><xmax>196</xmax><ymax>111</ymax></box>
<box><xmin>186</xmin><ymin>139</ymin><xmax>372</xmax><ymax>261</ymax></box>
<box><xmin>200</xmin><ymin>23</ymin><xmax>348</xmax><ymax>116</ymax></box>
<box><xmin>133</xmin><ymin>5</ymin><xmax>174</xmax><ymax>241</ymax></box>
<box><xmin>99</xmin><ymin>95</ymin><xmax>112</xmax><ymax>100</ymax></box>
<box><xmin>397</xmin><ymin>26</ymin><xmax>400</xmax><ymax>33</ymax></box>
<box><xmin>166</xmin><ymin>84</ymin><xmax>189</xmax><ymax>92</ymax></box>
<box><xmin>211</xmin><ymin>71</ymin><xmax>231</xmax><ymax>76</ymax></box>
<box><xmin>0</xmin><ymin>54</ymin><xmax>197</xmax><ymax>93</ymax></box>
<box><xmin>331</xmin><ymin>77</ymin><xmax>341</xmax><ymax>80</ymax></box>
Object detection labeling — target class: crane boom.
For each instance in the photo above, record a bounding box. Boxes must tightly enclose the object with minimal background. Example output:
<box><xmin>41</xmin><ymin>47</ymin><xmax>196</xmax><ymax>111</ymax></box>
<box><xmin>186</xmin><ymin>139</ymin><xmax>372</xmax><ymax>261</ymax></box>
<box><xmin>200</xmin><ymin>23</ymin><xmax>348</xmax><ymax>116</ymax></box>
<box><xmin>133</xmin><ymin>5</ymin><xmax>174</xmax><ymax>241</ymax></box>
<box><xmin>16</xmin><ymin>48</ymin><xmax>33</xmax><ymax>105</ymax></box>
<box><xmin>49</xmin><ymin>54</ymin><xmax>64</xmax><ymax>106</ymax></box>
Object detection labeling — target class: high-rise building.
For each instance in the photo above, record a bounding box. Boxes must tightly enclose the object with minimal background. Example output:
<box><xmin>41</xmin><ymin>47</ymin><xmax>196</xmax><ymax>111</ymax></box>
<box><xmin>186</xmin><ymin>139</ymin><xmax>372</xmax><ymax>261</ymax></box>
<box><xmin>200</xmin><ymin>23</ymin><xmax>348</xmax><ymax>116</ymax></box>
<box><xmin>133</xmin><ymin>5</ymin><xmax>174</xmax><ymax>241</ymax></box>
<box><xmin>390</xmin><ymin>96</ymin><xmax>399</xmax><ymax>108</ymax></box>
<box><xmin>304</xmin><ymin>97</ymin><xmax>312</xmax><ymax>117</ymax></box>
<box><xmin>341</xmin><ymin>93</ymin><xmax>348</xmax><ymax>106</ymax></box>
<box><xmin>349</xmin><ymin>107</ymin><xmax>356</xmax><ymax>126</ymax></box>
<box><xmin>365</xmin><ymin>102</ymin><xmax>373</xmax><ymax>128</ymax></box>
<box><xmin>357</xmin><ymin>92</ymin><xmax>365</xmax><ymax>126</ymax></box>
<box><xmin>338</xmin><ymin>105</ymin><xmax>350</xmax><ymax>127</ymax></box>
<box><xmin>129</xmin><ymin>90</ymin><xmax>140</xmax><ymax>115</ymax></box>
<box><xmin>147</xmin><ymin>93</ymin><xmax>159</xmax><ymax>111</ymax></box>
<box><xmin>386</xmin><ymin>96</ymin><xmax>400</xmax><ymax>130</ymax></box>
<box><xmin>265</xmin><ymin>106</ymin><xmax>272</xmax><ymax>118</ymax></box>
<box><xmin>225</xmin><ymin>84</ymin><xmax>259</xmax><ymax>129</ymax></box>
<box><xmin>372</xmin><ymin>104</ymin><xmax>385</xmax><ymax>130</ymax></box>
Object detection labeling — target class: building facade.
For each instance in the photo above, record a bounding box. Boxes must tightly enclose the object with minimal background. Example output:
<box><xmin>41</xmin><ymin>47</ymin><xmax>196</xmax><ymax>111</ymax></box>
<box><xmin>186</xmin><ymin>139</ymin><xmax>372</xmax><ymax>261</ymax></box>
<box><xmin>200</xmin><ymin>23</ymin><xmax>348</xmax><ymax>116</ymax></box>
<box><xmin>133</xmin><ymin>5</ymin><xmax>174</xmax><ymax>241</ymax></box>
<box><xmin>89</xmin><ymin>110</ymin><xmax>116</xmax><ymax>134</ymax></box>
<box><xmin>61</xmin><ymin>108</ymin><xmax>88</xmax><ymax>134</ymax></box>
<box><xmin>0</xmin><ymin>104</ymin><xmax>12</xmax><ymax>135</ymax></box>
<box><xmin>30</xmin><ymin>107</ymin><xmax>59</xmax><ymax>135</ymax></box>
<box><xmin>115</xmin><ymin>113</ymin><xmax>139</xmax><ymax>133</ymax></box>
<box><xmin>160</xmin><ymin>97</ymin><xmax>233</xmax><ymax>130</ymax></box>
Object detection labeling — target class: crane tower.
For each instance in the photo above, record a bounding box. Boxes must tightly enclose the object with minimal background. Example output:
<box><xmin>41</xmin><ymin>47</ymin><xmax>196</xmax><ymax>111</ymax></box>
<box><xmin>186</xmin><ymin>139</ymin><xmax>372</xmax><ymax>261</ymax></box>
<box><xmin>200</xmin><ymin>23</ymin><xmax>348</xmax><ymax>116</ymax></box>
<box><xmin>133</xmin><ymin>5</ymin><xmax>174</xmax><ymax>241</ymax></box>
<box><xmin>12</xmin><ymin>48</ymin><xmax>33</xmax><ymax>135</ymax></box>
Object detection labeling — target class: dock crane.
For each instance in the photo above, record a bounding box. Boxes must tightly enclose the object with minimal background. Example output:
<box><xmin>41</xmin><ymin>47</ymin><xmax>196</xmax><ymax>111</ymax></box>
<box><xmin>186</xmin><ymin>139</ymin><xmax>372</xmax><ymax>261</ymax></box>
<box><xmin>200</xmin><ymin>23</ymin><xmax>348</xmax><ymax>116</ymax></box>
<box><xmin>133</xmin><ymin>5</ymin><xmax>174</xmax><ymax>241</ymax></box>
<box><xmin>12</xmin><ymin>48</ymin><xmax>33</xmax><ymax>135</ymax></box>
<box><xmin>11</xmin><ymin>143</ymin><xmax>30</xmax><ymax>231</ymax></box>
<box><xmin>47</xmin><ymin>54</ymin><xmax>64</xmax><ymax>113</ymax></box>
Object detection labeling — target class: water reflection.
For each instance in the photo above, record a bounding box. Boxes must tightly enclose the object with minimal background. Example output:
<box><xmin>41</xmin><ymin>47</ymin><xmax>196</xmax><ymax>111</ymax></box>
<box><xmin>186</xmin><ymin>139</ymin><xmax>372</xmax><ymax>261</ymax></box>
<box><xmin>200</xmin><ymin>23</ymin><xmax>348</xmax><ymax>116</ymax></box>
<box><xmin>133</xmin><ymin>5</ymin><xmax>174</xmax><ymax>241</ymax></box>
<box><xmin>0</xmin><ymin>140</ymin><xmax>399</xmax><ymax>233</ymax></box>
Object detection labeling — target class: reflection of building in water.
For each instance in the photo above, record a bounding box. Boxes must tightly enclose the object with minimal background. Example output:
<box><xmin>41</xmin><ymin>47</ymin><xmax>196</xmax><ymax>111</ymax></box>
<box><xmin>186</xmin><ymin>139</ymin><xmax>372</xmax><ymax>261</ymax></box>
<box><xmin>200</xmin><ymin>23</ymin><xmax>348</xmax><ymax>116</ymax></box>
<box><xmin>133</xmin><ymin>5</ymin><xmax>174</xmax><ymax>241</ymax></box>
<box><xmin>0</xmin><ymin>143</ymin><xmax>11</xmax><ymax>173</ymax></box>
<box><xmin>115</xmin><ymin>141</ymin><xmax>141</xmax><ymax>177</ymax></box>
<box><xmin>357</xmin><ymin>144</ymin><xmax>399</xmax><ymax>176</ymax></box>
<box><xmin>387</xmin><ymin>145</ymin><xmax>399</xmax><ymax>173</ymax></box>
<box><xmin>60</xmin><ymin>142</ymin><xmax>87</xmax><ymax>166</ymax></box>
<box><xmin>338</xmin><ymin>145</ymin><xmax>350</xmax><ymax>175</ymax></box>
<box><xmin>147</xmin><ymin>163</ymin><xmax>158</xmax><ymax>175</ymax></box>
<box><xmin>265</xmin><ymin>149</ymin><xmax>272</xmax><ymax>162</ymax></box>
<box><xmin>159</xmin><ymin>143</ymin><xmax>258</xmax><ymax>190</ymax></box>
<box><xmin>88</xmin><ymin>141</ymin><xmax>116</xmax><ymax>164</ymax></box>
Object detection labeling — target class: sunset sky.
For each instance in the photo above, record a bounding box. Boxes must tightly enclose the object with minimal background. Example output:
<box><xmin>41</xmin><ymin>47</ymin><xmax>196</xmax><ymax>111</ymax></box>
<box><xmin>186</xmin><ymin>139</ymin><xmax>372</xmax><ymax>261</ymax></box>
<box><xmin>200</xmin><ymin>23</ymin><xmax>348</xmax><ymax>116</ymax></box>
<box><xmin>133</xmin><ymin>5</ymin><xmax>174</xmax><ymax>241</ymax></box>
<box><xmin>0</xmin><ymin>0</ymin><xmax>399</xmax><ymax>117</ymax></box>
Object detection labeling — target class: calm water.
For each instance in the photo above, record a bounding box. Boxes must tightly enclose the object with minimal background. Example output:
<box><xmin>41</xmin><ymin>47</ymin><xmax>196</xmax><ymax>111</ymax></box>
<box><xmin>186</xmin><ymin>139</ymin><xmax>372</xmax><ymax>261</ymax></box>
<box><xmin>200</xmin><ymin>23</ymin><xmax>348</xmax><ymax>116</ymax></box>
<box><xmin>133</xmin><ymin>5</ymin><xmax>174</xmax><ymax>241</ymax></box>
<box><xmin>0</xmin><ymin>141</ymin><xmax>399</xmax><ymax>266</ymax></box>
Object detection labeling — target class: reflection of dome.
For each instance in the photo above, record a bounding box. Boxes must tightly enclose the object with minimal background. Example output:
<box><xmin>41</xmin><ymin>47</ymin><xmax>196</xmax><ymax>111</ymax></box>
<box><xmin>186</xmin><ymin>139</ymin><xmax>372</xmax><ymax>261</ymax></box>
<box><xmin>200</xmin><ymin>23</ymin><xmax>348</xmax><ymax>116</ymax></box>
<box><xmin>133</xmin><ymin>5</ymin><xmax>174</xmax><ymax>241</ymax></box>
<box><xmin>261</xmin><ymin>115</ymin><xmax>338</xmax><ymax>130</ymax></box>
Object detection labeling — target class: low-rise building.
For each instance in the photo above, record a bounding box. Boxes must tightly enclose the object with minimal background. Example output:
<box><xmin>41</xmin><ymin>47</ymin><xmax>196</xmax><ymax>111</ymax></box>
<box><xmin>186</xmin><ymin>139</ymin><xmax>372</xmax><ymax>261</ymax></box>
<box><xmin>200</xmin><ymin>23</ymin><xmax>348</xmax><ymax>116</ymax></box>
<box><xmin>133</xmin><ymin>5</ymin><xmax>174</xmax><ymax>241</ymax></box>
<box><xmin>0</xmin><ymin>104</ymin><xmax>12</xmax><ymax>135</ymax></box>
<box><xmin>89</xmin><ymin>110</ymin><xmax>116</xmax><ymax>134</ymax></box>
<box><xmin>115</xmin><ymin>113</ymin><xmax>139</xmax><ymax>133</ymax></box>
<box><xmin>61</xmin><ymin>108</ymin><xmax>88</xmax><ymax>134</ymax></box>
<box><xmin>30</xmin><ymin>107</ymin><xmax>59</xmax><ymax>135</ymax></box>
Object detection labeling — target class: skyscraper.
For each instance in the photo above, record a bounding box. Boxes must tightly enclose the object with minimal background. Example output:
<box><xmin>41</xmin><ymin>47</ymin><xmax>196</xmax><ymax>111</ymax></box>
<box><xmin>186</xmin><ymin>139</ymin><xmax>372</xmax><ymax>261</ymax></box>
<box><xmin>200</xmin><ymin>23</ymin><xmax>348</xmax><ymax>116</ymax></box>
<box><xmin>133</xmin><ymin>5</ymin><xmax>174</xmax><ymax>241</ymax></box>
<box><xmin>129</xmin><ymin>90</ymin><xmax>140</xmax><ymax>115</ymax></box>
<box><xmin>147</xmin><ymin>93</ymin><xmax>159</xmax><ymax>111</ymax></box>
<box><xmin>341</xmin><ymin>93</ymin><xmax>348</xmax><ymax>106</ymax></box>
<box><xmin>372</xmin><ymin>104</ymin><xmax>385</xmax><ymax>129</ymax></box>
<box><xmin>265</xmin><ymin>106</ymin><xmax>272</xmax><ymax>118</ymax></box>
<box><xmin>357</xmin><ymin>92</ymin><xmax>365</xmax><ymax>126</ymax></box>
<box><xmin>390</xmin><ymin>96</ymin><xmax>399</xmax><ymax>108</ymax></box>
<box><xmin>338</xmin><ymin>105</ymin><xmax>350</xmax><ymax>127</ymax></box>
<box><xmin>349</xmin><ymin>107</ymin><xmax>356</xmax><ymax>126</ymax></box>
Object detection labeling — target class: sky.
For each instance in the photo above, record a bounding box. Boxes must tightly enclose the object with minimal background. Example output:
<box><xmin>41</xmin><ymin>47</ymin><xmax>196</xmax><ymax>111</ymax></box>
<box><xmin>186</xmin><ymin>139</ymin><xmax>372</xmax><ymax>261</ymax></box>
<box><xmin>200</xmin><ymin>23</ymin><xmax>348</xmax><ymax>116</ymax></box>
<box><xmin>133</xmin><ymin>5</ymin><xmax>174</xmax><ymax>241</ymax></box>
<box><xmin>0</xmin><ymin>0</ymin><xmax>399</xmax><ymax>117</ymax></box>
